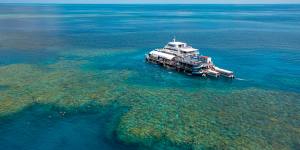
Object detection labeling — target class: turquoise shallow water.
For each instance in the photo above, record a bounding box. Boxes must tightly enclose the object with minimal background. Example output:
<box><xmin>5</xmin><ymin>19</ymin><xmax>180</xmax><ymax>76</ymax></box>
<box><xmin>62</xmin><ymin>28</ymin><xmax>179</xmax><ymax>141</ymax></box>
<box><xmin>0</xmin><ymin>4</ymin><xmax>299</xmax><ymax>150</ymax></box>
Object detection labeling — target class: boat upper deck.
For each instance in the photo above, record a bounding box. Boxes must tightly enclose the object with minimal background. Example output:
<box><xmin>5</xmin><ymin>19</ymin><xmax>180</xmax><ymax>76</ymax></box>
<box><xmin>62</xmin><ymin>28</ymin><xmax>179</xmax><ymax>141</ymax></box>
<box><xmin>164</xmin><ymin>38</ymin><xmax>198</xmax><ymax>53</ymax></box>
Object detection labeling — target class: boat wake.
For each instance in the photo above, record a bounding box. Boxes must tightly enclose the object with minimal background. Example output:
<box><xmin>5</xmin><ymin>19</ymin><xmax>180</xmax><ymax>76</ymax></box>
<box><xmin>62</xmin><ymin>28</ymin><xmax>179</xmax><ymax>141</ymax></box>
<box><xmin>235</xmin><ymin>78</ymin><xmax>246</xmax><ymax>81</ymax></box>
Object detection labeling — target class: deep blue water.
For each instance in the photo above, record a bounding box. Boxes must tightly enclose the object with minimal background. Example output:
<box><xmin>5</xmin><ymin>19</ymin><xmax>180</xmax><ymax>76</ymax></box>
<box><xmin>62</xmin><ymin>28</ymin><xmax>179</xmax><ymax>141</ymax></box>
<box><xmin>0</xmin><ymin>105</ymin><xmax>134</xmax><ymax>150</ymax></box>
<box><xmin>0</xmin><ymin>4</ymin><xmax>299</xmax><ymax>150</ymax></box>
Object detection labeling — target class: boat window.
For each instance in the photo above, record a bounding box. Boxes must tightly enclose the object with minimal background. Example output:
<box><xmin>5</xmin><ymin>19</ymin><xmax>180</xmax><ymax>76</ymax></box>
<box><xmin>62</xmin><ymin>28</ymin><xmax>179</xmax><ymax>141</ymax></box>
<box><xmin>178</xmin><ymin>44</ymin><xmax>185</xmax><ymax>48</ymax></box>
<box><xmin>168</xmin><ymin>44</ymin><xmax>175</xmax><ymax>47</ymax></box>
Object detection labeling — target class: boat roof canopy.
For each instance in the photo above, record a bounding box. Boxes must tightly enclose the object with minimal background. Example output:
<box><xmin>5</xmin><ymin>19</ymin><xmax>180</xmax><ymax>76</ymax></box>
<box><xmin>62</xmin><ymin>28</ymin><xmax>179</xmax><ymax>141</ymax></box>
<box><xmin>150</xmin><ymin>51</ymin><xmax>175</xmax><ymax>60</ymax></box>
<box><xmin>168</xmin><ymin>41</ymin><xmax>186</xmax><ymax>45</ymax></box>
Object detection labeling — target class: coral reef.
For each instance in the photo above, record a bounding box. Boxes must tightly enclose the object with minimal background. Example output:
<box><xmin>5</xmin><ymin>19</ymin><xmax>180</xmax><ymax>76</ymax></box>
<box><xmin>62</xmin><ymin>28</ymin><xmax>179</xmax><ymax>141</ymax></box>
<box><xmin>116</xmin><ymin>87</ymin><xmax>300</xmax><ymax>149</ymax></box>
<box><xmin>0</xmin><ymin>59</ymin><xmax>133</xmax><ymax>116</ymax></box>
<box><xmin>0</xmin><ymin>49</ymin><xmax>299</xmax><ymax>149</ymax></box>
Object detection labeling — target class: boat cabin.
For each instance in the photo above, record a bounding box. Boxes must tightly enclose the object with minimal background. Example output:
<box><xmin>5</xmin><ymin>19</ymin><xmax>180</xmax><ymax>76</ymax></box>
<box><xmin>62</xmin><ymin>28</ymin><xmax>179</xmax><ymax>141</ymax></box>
<box><xmin>164</xmin><ymin>38</ymin><xmax>199</xmax><ymax>56</ymax></box>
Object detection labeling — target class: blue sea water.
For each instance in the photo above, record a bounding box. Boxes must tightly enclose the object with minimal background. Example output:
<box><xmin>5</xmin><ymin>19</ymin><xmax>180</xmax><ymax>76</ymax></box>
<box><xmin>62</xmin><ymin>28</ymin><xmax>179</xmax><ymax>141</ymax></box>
<box><xmin>0</xmin><ymin>4</ymin><xmax>299</xmax><ymax>150</ymax></box>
